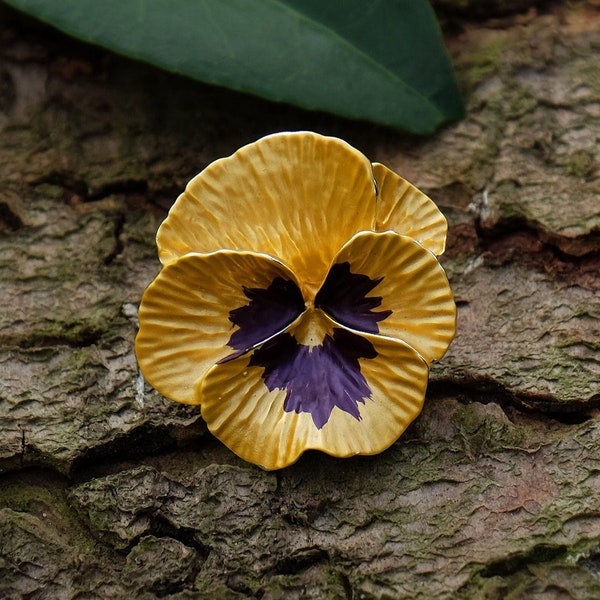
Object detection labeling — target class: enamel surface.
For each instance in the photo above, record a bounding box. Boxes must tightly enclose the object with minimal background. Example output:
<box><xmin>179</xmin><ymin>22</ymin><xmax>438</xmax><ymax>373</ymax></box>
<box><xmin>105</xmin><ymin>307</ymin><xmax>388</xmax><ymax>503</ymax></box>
<box><xmin>136</xmin><ymin>250</ymin><xmax>300</xmax><ymax>404</ymax></box>
<box><xmin>315</xmin><ymin>261</ymin><xmax>391</xmax><ymax>334</ymax></box>
<box><xmin>328</xmin><ymin>231</ymin><xmax>456</xmax><ymax>364</ymax></box>
<box><xmin>157</xmin><ymin>132</ymin><xmax>377</xmax><ymax>298</ymax></box>
<box><xmin>199</xmin><ymin>331</ymin><xmax>429</xmax><ymax>470</ymax></box>
<box><xmin>373</xmin><ymin>162</ymin><xmax>447</xmax><ymax>256</ymax></box>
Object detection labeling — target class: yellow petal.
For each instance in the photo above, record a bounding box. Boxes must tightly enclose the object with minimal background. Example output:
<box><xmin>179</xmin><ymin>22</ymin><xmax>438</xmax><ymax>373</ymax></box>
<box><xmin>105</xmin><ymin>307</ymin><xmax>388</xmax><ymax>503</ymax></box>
<box><xmin>136</xmin><ymin>250</ymin><xmax>303</xmax><ymax>405</ymax></box>
<box><xmin>198</xmin><ymin>330</ymin><xmax>429</xmax><ymax>470</ymax></box>
<box><xmin>373</xmin><ymin>162</ymin><xmax>447</xmax><ymax>256</ymax></box>
<box><xmin>325</xmin><ymin>231</ymin><xmax>456</xmax><ymax>364</ymax></box>
<box><xmin>157</xmin><ymin>132</ymin><xmax>376</xmax><ymax>298</ymax></box>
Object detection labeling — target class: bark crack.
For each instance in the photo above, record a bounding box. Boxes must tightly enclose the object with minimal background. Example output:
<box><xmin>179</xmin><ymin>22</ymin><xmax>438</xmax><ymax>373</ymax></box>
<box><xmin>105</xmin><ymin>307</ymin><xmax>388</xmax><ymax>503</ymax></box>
<box><xmin>480</xmin><ymin>543</ymin><xmax>568</xmax><ymax>578</ymax></box>
<box><xmin>0</xmin><ymin>201</ymin><xmax>24</xmax><ymax>232</ymax></box>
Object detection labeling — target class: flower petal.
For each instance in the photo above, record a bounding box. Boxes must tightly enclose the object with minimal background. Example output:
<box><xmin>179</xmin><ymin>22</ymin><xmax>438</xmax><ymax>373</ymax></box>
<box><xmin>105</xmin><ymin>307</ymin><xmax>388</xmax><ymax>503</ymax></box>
<box><xmin>136</xmin><ymin>251</ymin><xmax>304</xmax><ymax>405</ymax></box>
<box><xmin>198</xmin><ymin>330</ymin><xmax>429</xmax><ymax>470</ymax></box>
<box><xmin>373</xmin><ymin>162</ymin><xmax>447</xmax><ymax>255</ymax></box>
<box><xmin>157</xmin><ymin>132</ymin><xmax>377</xmax><ymax>297</ymax></box>
<box><xmin>323</xmin><ymin>231</ymin><xmax>456</xmax><ymax>364</ymax></box>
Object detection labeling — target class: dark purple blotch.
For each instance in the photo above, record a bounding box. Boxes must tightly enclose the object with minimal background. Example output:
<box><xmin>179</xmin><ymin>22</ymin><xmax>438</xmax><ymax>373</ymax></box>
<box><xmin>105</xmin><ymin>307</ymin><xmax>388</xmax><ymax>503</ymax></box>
<box><xmin>315</xmin><ymin>262</ymin><xmax>391</xmax><ymax>334</ymax></box>
<box><xmin>249</xmin><ymin>328</ymin><xmax>377</xmax><ymax>429</ymax></box>
<box><xmin>227</xmin><ymin>277</ymin><xmax>305</xmax><ymax>353</ymax></box>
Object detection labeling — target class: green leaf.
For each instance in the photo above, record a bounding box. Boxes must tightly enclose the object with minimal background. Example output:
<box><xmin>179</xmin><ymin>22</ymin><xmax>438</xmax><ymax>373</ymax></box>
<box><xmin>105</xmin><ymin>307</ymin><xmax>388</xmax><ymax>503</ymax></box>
<box><xmin>4</xmin><ymin>0</ymin><xmax>464</xmax><ymax>134</ymax></box>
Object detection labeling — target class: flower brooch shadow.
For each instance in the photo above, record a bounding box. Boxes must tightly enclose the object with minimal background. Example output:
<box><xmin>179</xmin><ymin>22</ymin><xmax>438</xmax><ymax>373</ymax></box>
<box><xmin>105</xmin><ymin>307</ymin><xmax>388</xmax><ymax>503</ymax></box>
<box><xmin>136</xmin><ymin>132</ymin><xmax>456</xmax><ymax>470</ymax></box>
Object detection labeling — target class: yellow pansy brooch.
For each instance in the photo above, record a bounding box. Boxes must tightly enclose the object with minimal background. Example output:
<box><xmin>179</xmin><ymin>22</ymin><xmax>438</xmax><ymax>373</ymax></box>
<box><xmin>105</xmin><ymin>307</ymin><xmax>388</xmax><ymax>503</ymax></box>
<box><xmin>136</xmin><ymin>132</ymin><xmax>456</xmax><ymax>470</ymax></box>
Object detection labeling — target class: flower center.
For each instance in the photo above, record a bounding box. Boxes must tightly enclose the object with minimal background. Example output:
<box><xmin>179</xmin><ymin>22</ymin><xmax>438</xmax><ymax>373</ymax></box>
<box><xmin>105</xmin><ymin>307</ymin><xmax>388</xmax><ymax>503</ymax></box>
<box><xmin>290</xmin><ymin>308</ymin><xmax>334</xmax><ymax>348</ymax></box>
<box><xmin>226</xmin><ymin>262</ymin><xmax>391</xmax><ymax>355</ymax></box>
<box><xmin>223</xmin><ymin>263</ymin><xmax>392</xmax><ymax>429</ymax></box>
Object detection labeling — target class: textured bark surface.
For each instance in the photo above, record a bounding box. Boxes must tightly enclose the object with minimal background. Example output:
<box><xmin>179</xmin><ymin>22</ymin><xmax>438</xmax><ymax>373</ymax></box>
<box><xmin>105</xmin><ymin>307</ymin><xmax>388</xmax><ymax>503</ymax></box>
<box><xmin>1</xmin><ymin>2</ymin><xmax>599</xmax><ymax>598</ymax></box>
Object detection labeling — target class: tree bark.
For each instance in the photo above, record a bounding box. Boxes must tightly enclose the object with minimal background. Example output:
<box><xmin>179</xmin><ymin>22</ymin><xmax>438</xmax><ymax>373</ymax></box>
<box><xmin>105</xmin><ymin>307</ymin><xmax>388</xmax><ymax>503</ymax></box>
<box><xmin>1</xmin><ymin>2</ymin><xmax>599</xmax><ymax>598</ymax></box>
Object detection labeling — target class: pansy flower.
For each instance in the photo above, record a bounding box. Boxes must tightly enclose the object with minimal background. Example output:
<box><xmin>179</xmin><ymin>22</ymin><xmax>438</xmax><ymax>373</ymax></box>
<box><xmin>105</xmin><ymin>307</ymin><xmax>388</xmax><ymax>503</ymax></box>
<box><xmin>136</xmin><ymin>132</ymin><xmax>456</xmax><ymax>470</ymax></box>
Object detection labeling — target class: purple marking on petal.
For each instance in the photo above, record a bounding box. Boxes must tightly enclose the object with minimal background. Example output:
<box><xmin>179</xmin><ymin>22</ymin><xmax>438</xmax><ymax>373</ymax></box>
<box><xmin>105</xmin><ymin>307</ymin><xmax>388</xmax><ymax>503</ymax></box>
<box><xmin>250</xmin><ymin>328</ymin><xmax>377</xmax><ymax>429</ymax></box>
<box><xmin>315</xmin><ymin>262</ymin><xmax>392</xmax><ymax>334</ymax></box>
<box><xmin>227</xmin><ymin>277</ymin><xmax>305</xmax><ymax>353</ymax></box>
